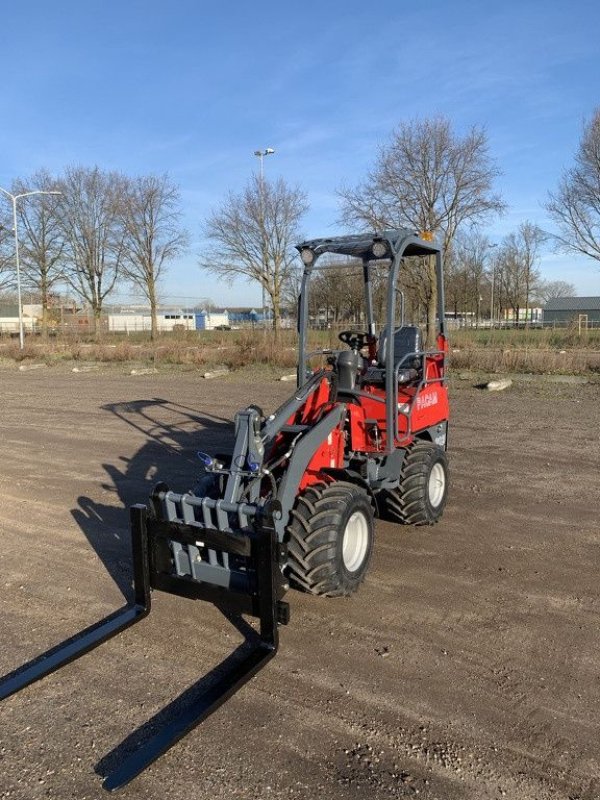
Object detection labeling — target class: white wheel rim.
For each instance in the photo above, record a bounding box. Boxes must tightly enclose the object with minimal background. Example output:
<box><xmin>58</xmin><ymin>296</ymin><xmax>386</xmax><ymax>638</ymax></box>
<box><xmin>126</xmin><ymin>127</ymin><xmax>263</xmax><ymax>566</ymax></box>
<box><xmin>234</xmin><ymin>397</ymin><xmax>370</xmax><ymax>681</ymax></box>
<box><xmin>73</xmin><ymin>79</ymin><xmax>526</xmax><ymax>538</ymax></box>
<box><xmin>342</xmin><ymin>511</ymin><xmax>369</xmax><ymax>572</ymax></box>
<box><xmin>428</xmin><ymin>462</ymin><xmax>446</xmax><ymax>508</ymax></box>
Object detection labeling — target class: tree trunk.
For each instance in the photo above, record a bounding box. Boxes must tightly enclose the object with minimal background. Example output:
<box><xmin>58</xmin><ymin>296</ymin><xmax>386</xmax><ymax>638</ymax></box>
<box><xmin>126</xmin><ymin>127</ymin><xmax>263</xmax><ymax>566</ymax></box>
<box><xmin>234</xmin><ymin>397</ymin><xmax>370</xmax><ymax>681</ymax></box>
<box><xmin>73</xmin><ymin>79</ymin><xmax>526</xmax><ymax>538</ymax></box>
<box><xmin>149</xmin><ymin>280</ymin><xmax>158</xmax><ymax>341</ymax></box>
<box><xmin>41</xmin><ymin>274</ymin><xmax>49</xmax><ymax>338</ymax></box>
<box><xmin>41</xmin><ymin>299</ymin><xmax>49</xmax><ymax>338</ymax></box>
<box><xmin>93</xmin><ymin>305</ymin><xmax>102</xmax><ymax>339</ymax></box>
<box><xmin>271</xmin><ymin>288</ymin><xmax>281</xmax><ymax>344</ymax></box>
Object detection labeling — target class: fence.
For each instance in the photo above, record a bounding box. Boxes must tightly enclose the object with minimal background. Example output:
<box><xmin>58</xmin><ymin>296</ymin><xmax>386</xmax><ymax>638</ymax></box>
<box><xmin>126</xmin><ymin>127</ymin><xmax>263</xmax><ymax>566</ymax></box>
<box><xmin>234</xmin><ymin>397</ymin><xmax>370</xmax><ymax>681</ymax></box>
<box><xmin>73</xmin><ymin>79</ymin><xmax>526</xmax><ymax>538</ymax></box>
<box><xmin>1</xmin><ymin>316</ymin><xmax>599</xmax><ymax>339</ymax></box>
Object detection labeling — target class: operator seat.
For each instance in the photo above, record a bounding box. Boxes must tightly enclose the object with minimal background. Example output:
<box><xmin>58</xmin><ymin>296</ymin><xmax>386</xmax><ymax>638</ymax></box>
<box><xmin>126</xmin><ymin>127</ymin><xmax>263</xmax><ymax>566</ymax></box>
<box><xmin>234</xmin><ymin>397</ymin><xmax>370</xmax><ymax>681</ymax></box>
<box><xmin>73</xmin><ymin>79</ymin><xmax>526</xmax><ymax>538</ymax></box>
<box><xmin>362</xmin><ymin>325</ymin><xmax>422</xmax><ymax>385</ymax></box>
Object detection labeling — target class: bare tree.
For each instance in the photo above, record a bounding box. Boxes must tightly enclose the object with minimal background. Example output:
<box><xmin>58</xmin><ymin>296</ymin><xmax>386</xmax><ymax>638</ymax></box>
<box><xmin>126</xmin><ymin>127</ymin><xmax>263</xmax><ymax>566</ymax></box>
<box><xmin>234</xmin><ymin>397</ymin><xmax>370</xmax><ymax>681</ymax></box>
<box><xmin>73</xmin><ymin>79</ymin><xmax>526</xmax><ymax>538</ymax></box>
<box><xmin>536</xmin><ymin>279</ymin><xmax>577</xmax><ymax>304</ymax></box>
<box><xmin>338</xmin><ymin>115</ymin><xmax>504</xmax><ymax>340</ymax></box>
<box><xmin>309</xmin><ymin>258</ymin><xmax>365</xmax><ymax>326</ymax></box>
<box><xmin>120</xmin><ymin>174</ymin><xmax>189</xmax><ymax>340</ymax></box>
<box><xmin>546</xmin><ymin>108</ymin><xmax>600</xmax><ymax>263</ymax></box>
<box><xmin>495</xmin><ymin>222</ymin><xmax>545</xmax><ymax>323</ymax></box>
<box><xmin>441</xmin><ymin>246</ymin><xmax>464</xmax><ymax>319</ymax></box>
<box><xmin>281</xmin><ymin>262</ymin><xmax>303</xmax><ymax>319</ymax></box>
<box><xmin>202</xmin><ymin>175</ymin><xmax>308</xmax><ymax>338</ymax></box>
<box><xmin>0</xmin><ymin>207</ymin><xmax>16</xmax><ymax>294</ymax></box>
<box><xmin>11</xmin><ymin>169</ymin><xmax>65</xmax><ymax>335</ymax></box>
<box><xmin>450</xmin><ymin>230</ymin><xmax>494</xmax><ymax>325</ymax></box>
<box><xmin>516</xmin><ymin>222</ymin><xmax>545</xmax><ymax>323</ymax></box>
<box><xmin>54</xmin><ymin>166</ymin><xmax>127</xmax><ymax>335</ymax></box>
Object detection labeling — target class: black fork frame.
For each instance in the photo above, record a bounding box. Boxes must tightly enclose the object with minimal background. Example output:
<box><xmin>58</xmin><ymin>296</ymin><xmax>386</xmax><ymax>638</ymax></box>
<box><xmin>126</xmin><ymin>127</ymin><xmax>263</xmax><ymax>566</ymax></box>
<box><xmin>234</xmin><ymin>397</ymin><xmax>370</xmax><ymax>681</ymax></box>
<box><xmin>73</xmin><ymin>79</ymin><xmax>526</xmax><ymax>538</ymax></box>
<box><xmin>0</xmin><ymin>502</ymin><xmax>288</xmax><ymax>792</ymax></box>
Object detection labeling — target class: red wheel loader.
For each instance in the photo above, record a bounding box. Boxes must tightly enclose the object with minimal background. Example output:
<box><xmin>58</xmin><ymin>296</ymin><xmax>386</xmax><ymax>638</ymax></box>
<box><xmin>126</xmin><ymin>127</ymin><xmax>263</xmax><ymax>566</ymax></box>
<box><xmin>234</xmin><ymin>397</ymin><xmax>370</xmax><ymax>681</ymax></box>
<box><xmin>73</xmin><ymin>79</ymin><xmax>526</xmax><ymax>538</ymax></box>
<box><xmin>0</xmin><ymin>229</ymin><xmax>449</xmax><ymax>790</ymax></box>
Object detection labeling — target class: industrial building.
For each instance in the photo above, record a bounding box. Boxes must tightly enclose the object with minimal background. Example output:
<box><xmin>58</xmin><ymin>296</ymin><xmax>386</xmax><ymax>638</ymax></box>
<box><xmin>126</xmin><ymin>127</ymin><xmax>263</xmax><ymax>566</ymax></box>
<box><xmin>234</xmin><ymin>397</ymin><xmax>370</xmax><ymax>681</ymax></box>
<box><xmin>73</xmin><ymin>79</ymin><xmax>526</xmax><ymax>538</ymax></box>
<box><xmin>543</xmin><ymin>297</ymin><xmax>600</xmax><ymax>326</ymax></box>
<box><xmin>107</xmin><ymin>309</ymin><xmax>229</xmax><ymax>332</ymax></box>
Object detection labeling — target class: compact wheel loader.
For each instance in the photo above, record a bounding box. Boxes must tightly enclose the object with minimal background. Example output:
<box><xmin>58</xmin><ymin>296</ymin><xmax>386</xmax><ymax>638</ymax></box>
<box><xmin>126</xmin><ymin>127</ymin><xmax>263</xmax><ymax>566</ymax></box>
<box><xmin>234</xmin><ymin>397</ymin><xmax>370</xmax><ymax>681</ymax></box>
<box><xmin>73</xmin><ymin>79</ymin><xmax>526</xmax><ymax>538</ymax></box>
<box><xmin>0</xmin><ymin>229</ymin><xmax>449</xmax><ymax>790</ymax></box>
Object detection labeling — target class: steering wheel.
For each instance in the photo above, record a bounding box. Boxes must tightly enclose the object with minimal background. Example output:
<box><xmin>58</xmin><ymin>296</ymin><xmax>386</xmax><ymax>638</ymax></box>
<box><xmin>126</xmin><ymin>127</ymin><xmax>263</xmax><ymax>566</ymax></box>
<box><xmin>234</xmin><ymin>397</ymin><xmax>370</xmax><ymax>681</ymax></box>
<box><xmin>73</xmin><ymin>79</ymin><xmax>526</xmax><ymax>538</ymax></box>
<box><xmin>338</xmin><ymin>330</ymin><xmax>369</xmax><ymax>351</ymax></box>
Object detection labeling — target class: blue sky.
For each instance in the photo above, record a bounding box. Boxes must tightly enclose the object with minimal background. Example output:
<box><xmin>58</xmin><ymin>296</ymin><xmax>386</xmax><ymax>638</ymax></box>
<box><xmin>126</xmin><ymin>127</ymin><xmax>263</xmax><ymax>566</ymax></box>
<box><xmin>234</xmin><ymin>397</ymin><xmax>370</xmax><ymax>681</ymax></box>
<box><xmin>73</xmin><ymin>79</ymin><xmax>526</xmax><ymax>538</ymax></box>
<box><xmin>1</xmin><ymin>0</ymin><xmax>599</xmax><ymax>306</ymax></box>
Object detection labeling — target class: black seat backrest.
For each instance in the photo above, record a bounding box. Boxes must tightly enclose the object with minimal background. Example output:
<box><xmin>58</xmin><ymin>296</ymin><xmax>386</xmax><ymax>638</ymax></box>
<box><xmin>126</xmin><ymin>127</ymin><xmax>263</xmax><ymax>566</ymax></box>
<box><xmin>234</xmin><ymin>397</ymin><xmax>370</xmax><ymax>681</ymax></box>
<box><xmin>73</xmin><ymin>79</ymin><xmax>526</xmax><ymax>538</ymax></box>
<box><xmin>377</xmin><ymin>325</ymin><xmax>422</xmax><ymax>368</ymax></box>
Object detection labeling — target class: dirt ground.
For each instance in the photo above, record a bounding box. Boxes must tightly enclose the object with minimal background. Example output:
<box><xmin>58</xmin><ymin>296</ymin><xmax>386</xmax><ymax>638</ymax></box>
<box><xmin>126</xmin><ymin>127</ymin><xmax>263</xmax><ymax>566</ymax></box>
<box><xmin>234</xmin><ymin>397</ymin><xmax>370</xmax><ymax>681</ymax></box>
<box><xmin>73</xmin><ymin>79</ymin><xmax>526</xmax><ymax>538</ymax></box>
<box><xmin>0</xmin><ymin>366</ymin><xmax>599</xmax><ymax>800</ymax></box>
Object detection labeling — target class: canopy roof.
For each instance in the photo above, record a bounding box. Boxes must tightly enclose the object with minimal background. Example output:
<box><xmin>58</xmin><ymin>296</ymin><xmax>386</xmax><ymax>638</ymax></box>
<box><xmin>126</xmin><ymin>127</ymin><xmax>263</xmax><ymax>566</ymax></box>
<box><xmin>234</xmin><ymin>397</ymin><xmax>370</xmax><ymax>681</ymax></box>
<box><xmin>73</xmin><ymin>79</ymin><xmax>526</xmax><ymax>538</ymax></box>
<box><xmin>296</xmin><ymin>229</ymin><xmax>441</xmax><ymax>264</ymax></box>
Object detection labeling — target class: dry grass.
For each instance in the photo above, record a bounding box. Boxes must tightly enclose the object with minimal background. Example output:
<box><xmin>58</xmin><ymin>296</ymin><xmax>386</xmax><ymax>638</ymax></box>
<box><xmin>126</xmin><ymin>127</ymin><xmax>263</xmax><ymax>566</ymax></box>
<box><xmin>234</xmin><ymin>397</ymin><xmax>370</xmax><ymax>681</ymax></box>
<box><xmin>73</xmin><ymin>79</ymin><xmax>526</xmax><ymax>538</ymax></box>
<box><xmin>449</xmin><ymin>347</ymin><xmax>600</xmax><ymax>375</ymax></box>
<box><xmin>450</xmin><ymin>324</ymin><xmax>600</xmax><ymax>374</ymax></box>
<box><xmin>1</xmin><ymin>326</ymin><xmax>599</xmax><ymax>375</ymax></box>
<box><xmin>0</xmin><ymin>330</ymin><xmax>298</xmax><ymax>370</ymax></box>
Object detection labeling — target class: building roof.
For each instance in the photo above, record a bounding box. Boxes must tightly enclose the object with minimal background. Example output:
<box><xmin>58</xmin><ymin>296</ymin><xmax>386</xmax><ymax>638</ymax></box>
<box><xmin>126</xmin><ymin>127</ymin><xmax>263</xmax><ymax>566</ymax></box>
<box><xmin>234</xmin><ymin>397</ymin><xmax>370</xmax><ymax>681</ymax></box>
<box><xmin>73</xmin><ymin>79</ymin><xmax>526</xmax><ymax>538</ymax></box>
<box><xmin>544</xmin><ymin>296</ymin><xmax>600</xmax><ymax>311</ymax></box>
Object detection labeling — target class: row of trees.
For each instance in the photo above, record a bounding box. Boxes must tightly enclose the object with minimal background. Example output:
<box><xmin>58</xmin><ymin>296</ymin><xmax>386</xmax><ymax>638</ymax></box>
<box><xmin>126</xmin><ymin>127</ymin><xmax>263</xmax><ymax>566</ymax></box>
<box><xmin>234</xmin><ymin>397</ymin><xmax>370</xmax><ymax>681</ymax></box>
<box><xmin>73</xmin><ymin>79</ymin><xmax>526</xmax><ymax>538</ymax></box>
<box><xmin>296</xmin><ymin>234</ymin><xmax>575</xmax><ymax>330</ymax></box>
<box><xmin>202</xmin><ymin>175</ymin><xmax>308</xmax><ymax>333</ymax></box>
<box><xmin>202</xmin><ymin>109</ymin><xmax>600</xmax><ymax>337</ymax></box>
<box><xmin>2</xmin><ymin>110</ymin><xmax>598</xmax><ymax>339</ymax></box>
<box><xmin>0</xmin><ymin>167</ymin><xmax>188</xmax><ymax>338</ymax></box>
<box><xmin>445</xmin><ymin>224</ymin><xmax>575</xmax><ymax>324</ymax></box>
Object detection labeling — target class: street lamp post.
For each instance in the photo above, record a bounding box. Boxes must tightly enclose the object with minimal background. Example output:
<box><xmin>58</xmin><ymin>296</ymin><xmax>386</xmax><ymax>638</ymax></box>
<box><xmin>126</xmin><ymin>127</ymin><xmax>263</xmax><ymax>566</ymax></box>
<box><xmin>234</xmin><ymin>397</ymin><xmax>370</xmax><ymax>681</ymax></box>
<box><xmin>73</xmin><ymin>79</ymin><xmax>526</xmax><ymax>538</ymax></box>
<box><xmin>0</xmin><ymin>187</ymin><xmax>61</xmax><ymax>348</ymax></box>
<box><xmin>253</xmin><ymin>149</ymin><xmax>275</xmax><ymax>327</ymax></box>
<box><xmin>254</xmin><ymin>147</ymin><xmax>275</xmax><ymax>182</ymax></box>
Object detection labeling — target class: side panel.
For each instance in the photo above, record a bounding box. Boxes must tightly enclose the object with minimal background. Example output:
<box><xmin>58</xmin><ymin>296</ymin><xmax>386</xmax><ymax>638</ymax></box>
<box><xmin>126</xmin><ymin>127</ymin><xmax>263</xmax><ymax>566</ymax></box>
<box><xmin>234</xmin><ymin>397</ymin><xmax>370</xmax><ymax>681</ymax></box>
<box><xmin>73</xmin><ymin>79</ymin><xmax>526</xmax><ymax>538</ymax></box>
<box><xmin>410</xmin><ymin>382</ymin><xmax>449</xmax><ymax>432</ymax></box>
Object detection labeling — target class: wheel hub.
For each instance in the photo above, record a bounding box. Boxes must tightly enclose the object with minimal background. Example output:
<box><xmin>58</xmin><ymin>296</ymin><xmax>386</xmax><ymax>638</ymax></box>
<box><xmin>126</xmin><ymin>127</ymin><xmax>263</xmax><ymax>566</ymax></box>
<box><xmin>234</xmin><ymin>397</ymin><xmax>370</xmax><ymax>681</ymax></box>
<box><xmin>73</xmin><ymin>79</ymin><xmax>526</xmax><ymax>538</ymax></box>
<box><xmin>342</xmin><ymin>511</ymin><xmax>369</xmax><ymax>572</ymax></box>
<box><xmin>428</xmin><ymin>462</ymin><xmax>446</xmax><ymax>507</ymax></box>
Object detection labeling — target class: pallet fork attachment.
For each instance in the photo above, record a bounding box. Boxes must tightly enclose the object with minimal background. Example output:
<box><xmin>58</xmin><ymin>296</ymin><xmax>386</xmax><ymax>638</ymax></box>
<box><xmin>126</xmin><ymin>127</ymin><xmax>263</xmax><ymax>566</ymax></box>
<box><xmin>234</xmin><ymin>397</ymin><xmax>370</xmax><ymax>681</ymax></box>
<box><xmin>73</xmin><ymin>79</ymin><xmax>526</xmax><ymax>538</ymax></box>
<box><xmin>0</xmin><ymin>501</ymin><xmax>289</xmax><ymax>792</ymax></box>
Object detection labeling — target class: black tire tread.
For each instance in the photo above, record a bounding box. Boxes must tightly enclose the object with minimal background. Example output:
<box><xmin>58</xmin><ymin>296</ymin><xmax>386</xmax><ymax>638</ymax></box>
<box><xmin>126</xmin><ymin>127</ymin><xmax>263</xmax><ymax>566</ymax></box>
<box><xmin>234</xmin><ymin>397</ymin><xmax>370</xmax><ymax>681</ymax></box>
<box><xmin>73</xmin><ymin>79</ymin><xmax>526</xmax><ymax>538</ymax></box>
<box><xmin>287</xmin><ymin>481</ymin><xmax>373</xmax><ymax>597</ymax></box>
<box><xmin>381</xmin><ymin>441</ymin><xmax>448</xmax><ymax>526</ymax></box>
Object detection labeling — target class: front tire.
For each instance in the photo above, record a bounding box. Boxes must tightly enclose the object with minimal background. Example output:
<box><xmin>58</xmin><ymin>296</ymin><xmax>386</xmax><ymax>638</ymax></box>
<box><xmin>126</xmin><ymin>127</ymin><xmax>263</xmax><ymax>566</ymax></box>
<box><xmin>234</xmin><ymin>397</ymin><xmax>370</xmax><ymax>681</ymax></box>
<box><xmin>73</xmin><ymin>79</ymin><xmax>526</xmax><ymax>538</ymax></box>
<box><xmin>380</xmin><ymin>441</ymin><xmax>448</xmax><ymax>525</ymax></box>
<box><xmin>286</xmin><ymin>481</ymin><xmax>375</xmax><ymax>596</ymax></box>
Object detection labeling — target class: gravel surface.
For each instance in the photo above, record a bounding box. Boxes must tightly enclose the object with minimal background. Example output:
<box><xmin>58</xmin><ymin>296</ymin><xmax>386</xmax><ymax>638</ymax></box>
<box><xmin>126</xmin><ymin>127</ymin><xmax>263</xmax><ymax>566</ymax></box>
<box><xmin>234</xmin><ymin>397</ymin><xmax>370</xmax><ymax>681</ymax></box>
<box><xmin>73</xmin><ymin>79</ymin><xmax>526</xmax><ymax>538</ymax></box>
<box><xmin>0</xmin><ymin>366</ymin><xmax>598</xmax><ymax>800</ymax></box>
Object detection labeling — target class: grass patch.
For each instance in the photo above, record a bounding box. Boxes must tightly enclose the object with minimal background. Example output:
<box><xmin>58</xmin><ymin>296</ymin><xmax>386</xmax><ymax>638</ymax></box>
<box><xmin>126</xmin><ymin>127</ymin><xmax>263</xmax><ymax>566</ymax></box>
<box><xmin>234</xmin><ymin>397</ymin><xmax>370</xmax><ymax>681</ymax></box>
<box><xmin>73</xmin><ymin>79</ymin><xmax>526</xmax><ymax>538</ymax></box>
<box><xmin>450</xmin><ymin>325</ymin><xmax>600</xmax><ymax>349</ymax></box>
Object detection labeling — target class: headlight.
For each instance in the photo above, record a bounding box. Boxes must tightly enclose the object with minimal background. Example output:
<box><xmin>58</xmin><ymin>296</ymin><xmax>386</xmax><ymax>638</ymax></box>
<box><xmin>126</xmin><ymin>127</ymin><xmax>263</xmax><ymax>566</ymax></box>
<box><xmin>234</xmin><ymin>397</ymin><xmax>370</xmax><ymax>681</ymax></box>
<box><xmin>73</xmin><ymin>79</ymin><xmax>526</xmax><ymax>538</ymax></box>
<box><xmin>371</xmin><ymin>240</ymin><xmax>389</xmax><ymax>258</ymax></box>
<box><xmin>300</xmin><ymin>247</ymin><xmax>315</xmax><ymax>265</ymax></box>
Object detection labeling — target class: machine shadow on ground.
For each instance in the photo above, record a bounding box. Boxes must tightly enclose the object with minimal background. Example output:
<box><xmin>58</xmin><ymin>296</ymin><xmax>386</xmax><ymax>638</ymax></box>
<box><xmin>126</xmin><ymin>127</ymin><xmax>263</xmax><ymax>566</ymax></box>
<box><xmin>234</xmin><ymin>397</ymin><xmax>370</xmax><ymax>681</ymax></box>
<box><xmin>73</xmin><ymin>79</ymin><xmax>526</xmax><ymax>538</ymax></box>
<box><xmin>72</xmin><ymin>396</ymin><xmax>234</xmax><ymax>599</ymax></box>
<box><xmin>69</xmin><ymin>397</ymin><xmax>266</xmax><ymax>780</ymax></box>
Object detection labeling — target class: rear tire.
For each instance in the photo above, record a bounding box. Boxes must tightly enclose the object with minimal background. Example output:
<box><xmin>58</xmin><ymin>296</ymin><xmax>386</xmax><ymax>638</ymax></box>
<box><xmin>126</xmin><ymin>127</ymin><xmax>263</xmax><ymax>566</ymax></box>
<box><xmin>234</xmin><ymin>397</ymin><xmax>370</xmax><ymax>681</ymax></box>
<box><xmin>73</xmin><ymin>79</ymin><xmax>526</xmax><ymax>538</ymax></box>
<box><xmin>380</xmin><ymin>441</ymin><xmax>448</xmax><ymax>525</ymax></box>
<box><xmin>286</xmin><ymin>481</ymin><xmax>374</xmax><ymax>597</ymax></box>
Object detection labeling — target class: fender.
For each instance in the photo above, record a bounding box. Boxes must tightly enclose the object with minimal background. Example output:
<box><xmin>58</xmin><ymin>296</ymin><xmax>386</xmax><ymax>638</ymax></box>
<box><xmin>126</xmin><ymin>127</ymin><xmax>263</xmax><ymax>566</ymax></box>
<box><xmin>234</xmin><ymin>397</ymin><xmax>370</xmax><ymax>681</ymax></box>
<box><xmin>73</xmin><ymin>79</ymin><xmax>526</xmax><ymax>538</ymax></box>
<box><xmin>275</xmin><ymin>405</ymin><xmax>346</xmax><ymax>537</ymax></box>
<box><xmin>321</xmin><ymin>467</ymin><xmax>375</xmax><ymax>502</ymax></box>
